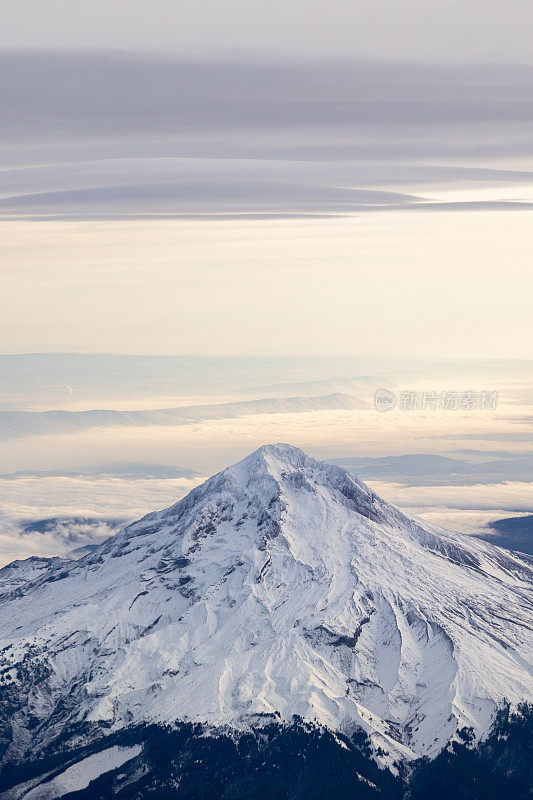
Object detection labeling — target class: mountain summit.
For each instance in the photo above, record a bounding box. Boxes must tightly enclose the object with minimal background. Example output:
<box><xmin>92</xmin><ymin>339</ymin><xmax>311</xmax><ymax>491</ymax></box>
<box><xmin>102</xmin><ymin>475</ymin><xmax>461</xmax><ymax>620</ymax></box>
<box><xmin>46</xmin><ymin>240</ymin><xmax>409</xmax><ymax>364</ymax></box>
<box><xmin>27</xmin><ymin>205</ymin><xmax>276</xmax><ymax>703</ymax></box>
<box><xmin>0</xmin><ymin>444</ymin><xmax>531</xmax><ymax>776</ymax></box>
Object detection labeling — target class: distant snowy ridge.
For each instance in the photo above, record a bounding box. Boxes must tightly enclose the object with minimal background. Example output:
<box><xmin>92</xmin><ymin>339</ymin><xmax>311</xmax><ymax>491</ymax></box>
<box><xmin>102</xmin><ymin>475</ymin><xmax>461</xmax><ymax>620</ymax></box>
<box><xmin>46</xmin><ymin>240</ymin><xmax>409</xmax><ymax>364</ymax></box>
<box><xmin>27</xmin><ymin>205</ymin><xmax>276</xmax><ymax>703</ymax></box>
<box><xmin>0</xmin><ymin>444</ymin><xmax>531</xmax><ymax>771</ymax></box>
<box><xmin>0</xmin><ymin>394</ymin><xmax>365</xmax><ymax>441</ymax></box>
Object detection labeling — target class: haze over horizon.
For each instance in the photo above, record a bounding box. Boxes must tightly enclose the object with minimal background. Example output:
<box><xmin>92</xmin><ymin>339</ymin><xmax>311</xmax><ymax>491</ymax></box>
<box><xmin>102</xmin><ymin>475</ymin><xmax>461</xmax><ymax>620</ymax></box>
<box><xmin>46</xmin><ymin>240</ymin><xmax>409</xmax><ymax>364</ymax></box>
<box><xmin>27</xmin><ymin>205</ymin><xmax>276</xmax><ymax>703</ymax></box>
<box><xmin>1</xmin><ymin>0</ymin><xmax>532</xmax><ymax>565</ymax></box>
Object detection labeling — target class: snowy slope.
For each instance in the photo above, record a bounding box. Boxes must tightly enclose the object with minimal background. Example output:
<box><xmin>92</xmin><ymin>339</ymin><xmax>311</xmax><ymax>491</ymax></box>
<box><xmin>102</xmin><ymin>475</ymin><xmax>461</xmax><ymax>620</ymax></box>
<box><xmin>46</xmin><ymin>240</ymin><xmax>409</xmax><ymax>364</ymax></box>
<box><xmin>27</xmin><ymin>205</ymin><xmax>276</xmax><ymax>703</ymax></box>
<box><xmin>0</xmin><ymin>444</ymin><xmax>531</xmax><ymax>768</ymax></box>
<box><xmin>19</xmin><ymin>745</ymin><xmax>142</xmax><ymax>800</ymax></box>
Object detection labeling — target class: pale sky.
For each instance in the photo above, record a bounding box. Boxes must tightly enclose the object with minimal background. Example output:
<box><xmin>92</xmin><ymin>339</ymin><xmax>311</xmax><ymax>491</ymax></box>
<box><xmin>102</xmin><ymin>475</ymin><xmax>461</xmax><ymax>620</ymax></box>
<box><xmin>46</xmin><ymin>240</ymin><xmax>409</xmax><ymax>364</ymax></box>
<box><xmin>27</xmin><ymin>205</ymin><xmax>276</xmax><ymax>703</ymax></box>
<box><xmin>1</xmin><ymin>2</ymin><xmax>532</xmax><ymax>358</ymax></box>
<box><xmin>2</xmin><ymin>210</ymin><xmax>532</xmax><ymax>357</ymax></box>
<box><xmin>2</xmin><ymin>0</ymin><xmax>533</xmax><ymax>64</ymax></box>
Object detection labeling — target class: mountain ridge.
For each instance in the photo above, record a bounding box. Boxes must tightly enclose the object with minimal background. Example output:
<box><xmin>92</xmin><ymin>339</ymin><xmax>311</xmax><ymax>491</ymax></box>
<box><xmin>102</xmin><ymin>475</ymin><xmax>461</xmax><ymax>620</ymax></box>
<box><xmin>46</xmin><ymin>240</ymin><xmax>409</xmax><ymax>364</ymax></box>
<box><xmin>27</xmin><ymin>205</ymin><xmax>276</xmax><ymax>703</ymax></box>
<box><xmin>0</xmin><ymin>443</ymin><xmax>531</xmax><ymax>778</ymax></box>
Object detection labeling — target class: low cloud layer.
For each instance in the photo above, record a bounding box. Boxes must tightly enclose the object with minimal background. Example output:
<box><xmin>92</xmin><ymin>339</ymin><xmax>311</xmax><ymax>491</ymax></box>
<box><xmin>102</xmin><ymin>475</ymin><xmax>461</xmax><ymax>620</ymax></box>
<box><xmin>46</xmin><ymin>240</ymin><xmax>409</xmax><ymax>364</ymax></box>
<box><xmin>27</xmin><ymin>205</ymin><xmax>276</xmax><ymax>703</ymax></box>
<box><xmin>370</xmin><ymin>479</ymin><xmax>533</xmax><ymax>516</ymax></box>
<box><xmin>1</xmin><ymin>471</ymin><xmax>531</xmax><ymax>567</ymax></box>
<box><xmin>0</xmin><ymin>356</ymin><xmax>530</xmax><ymax>565</ymax></box>
<box><xmin>0</xmin><ymin>393</ymin><xmax>367</xmax><ymax>442</ymax></box>
<box><xmin>0</xmin><ymin>474</ymin><xmax>202</xmax><ymax>566</ymax></box>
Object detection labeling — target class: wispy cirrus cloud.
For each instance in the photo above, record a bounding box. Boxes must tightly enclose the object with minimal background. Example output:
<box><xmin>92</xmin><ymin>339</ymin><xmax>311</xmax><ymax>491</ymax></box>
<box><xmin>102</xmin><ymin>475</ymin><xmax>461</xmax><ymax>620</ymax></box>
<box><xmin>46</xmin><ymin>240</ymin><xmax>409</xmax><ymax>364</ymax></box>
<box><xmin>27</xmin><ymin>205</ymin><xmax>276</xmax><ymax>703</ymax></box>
<box><xmin>1</xmin><ymin>52</ymin><xmax>533</xmax><ymax>219</ymax></box>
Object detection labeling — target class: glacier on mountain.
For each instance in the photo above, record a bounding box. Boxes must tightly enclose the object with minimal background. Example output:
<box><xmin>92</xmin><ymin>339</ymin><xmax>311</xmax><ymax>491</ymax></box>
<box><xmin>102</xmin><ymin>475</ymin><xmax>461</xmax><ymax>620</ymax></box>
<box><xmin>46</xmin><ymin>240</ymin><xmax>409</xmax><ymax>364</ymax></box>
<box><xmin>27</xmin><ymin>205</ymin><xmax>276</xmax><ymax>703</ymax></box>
<box><xmin>0</xmin><ymin>444</ymin><xmax>531</xmax><ymax>771</ymax></box>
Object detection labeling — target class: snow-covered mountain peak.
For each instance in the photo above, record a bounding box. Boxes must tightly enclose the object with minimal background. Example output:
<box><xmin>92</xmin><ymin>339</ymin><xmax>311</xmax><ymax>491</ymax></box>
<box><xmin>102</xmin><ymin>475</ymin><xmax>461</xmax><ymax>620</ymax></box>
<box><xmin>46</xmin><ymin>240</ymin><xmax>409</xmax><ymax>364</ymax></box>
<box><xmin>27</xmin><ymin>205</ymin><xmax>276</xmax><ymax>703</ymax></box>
<box><xmin>223</xmin><ymin>441</ymin><xmax>357</xmax><ymax>487</ymax></box>
<box><xmin>0</xmin><ymin>445</ymin><xmax>531</xmax><ymax>771</ymax></box>
<box><xmin>226</xmin><ymin>442</ymin><xmax>366</xmax><ymax>497</ymax></box>
<box><xmin>153</xmin><ymin>441</ymin><xmax>391</xmax><ymax>542</ymax></box>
